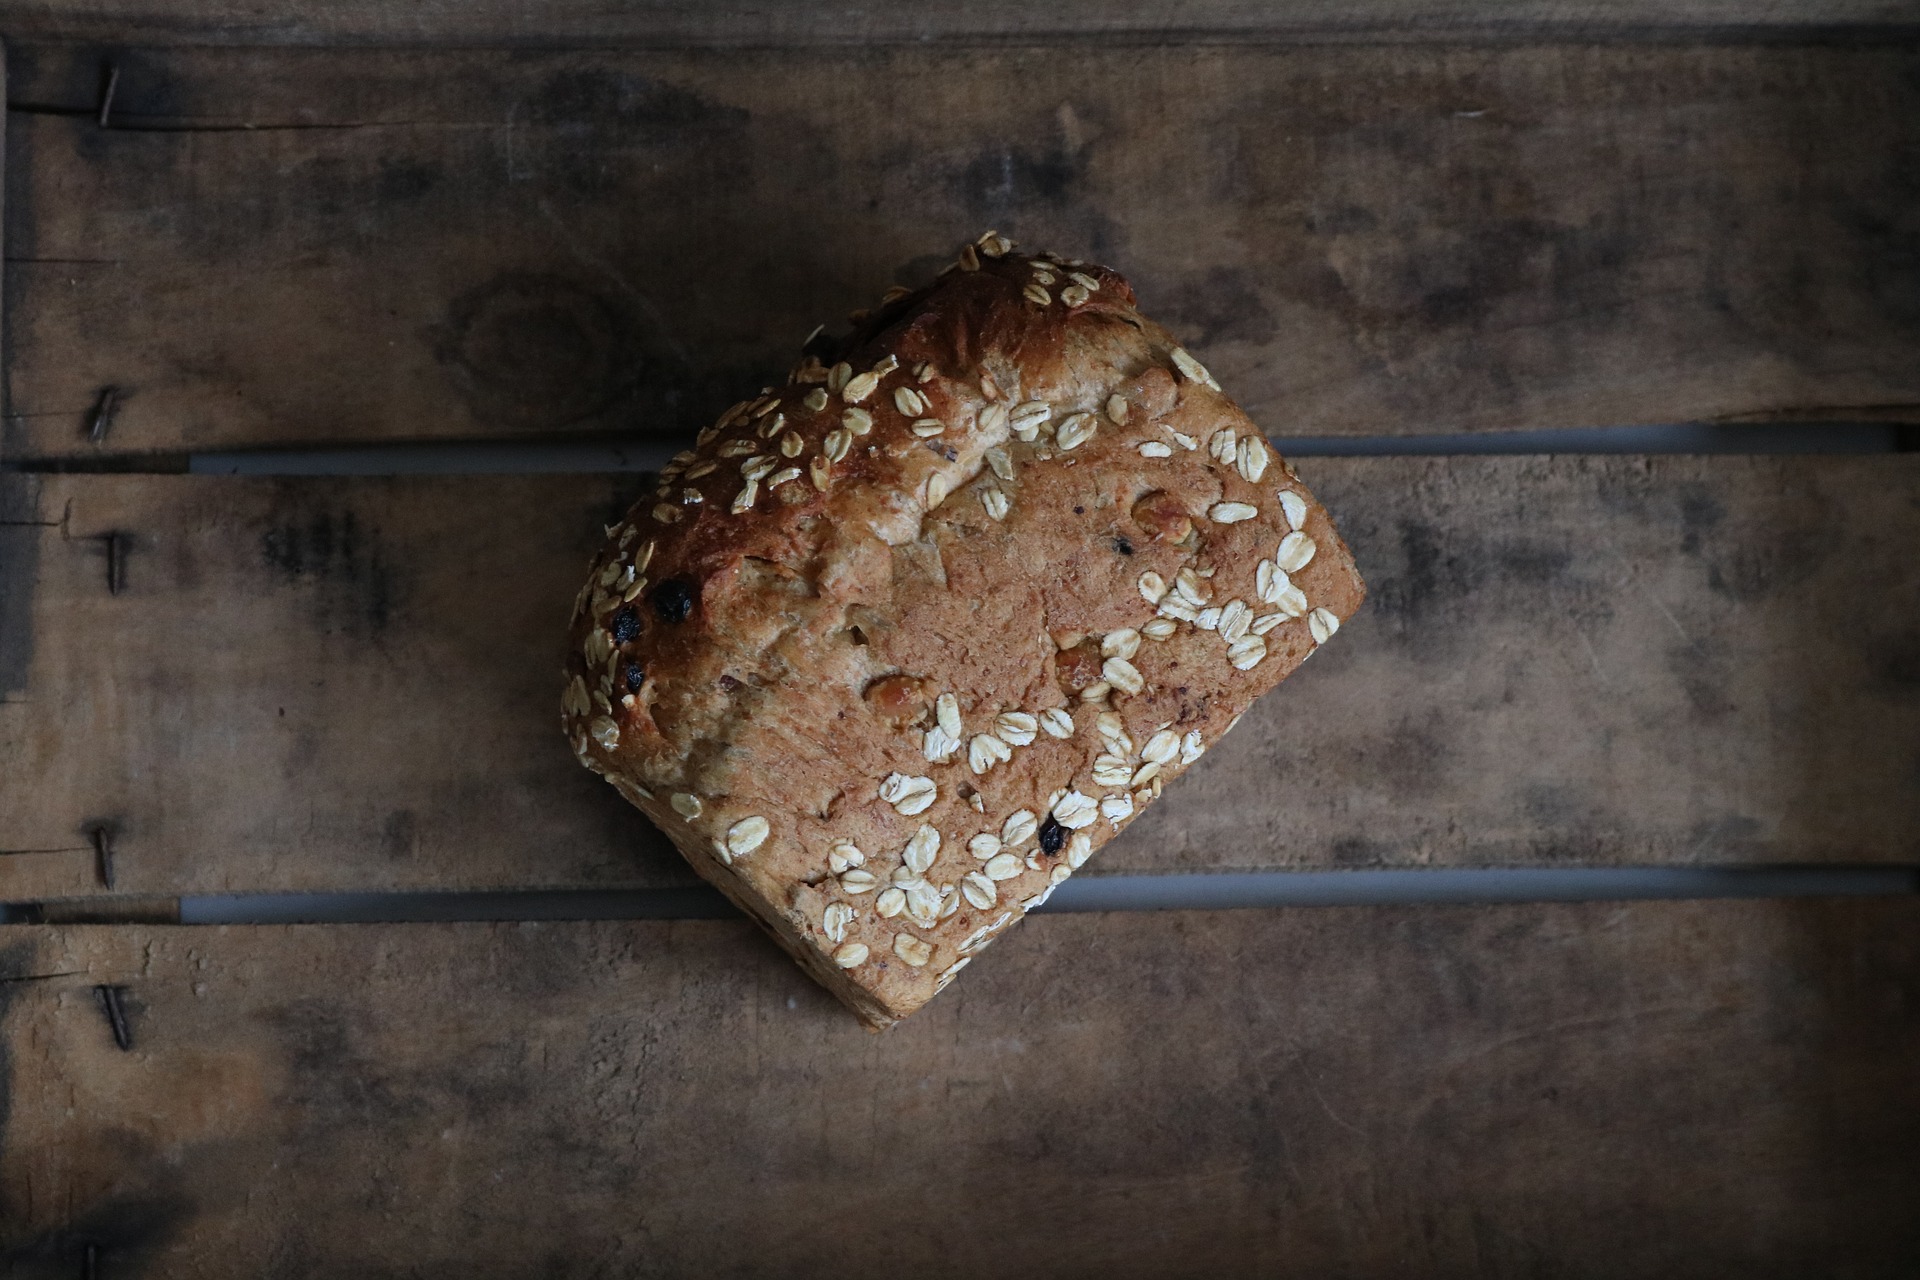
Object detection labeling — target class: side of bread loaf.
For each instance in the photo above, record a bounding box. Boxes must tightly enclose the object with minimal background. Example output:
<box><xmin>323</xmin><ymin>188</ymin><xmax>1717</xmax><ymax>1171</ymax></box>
<box><xmin>563</xmin><ymin>233</ymin><xmax>1364</xmax><ymax>1027</ymax></box>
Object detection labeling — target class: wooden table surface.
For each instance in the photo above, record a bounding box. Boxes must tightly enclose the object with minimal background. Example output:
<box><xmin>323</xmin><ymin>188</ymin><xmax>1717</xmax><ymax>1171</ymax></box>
<box><xmin>0</xmin><ymin>5</ymin><xmax>1916</xmax><ymax>1275</ymax></box>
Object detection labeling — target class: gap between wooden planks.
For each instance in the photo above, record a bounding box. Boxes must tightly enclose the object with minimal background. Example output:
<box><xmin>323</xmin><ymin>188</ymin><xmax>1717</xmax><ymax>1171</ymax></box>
<box><xmin>1</xmin><ymin>454</ymin><xmax>1915</xmax><ymax>902</ymax></box>
<box><xmin>5</xmin><ymin>41</ymin><xmax>1919</xmax><ymax>461</ymax></box>
<box><xmin>0</xmin><ymin>0</ymin><xmax>1915</xmax><ymax>46</ymax></box>
<box><xmin>1</xmin><ymin>898</ymin><xmax>1916</xmax><ymax>1275</ymax></box>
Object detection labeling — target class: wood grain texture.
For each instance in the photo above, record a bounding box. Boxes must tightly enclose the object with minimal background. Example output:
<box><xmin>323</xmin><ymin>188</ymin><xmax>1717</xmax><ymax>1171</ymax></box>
<box><xmin>0</xmin><ymin>469</ymin><xmax>672</xmax><ymax>900</ymax></box>
<box><xmin>1</xmin><ymin>455</ymin><xmax>1914</xmax><ymax>901</ymax></box>
<box><xmin>6</xmin><ymin>42</ymin><xmax>1917</xmax><ymax>461</ymax></box>
<box><xmin>2</xmin><ymin>901</ymin><xmax>1916</xmax><ymax>1275</ymax></box>
<box><xmin>0</xmin><ymin>0</ymin><xmax>1913</xmax><ymax>47</ymax></box>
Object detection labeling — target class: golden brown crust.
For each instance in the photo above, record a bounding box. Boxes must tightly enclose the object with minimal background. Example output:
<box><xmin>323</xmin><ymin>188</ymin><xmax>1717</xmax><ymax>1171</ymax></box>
<box><xmin>562</xmin><ymin>234</ymin><xmax>1365</xmax><ymax>1028</ymax></box>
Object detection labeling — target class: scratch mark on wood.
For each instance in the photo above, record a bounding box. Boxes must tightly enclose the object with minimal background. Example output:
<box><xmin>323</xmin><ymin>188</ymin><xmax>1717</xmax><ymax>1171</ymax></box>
<box><xmin>97</xmin><ymin>63</ymin><xmax>119</xmax><ymax>129</ymax></box>
<box><xmin>0</xmin><ymin>970</ymin><xmax>82</xmax><ymax>985</ymax></box>
<box><xmin>1649</xmin><ymin>593</ymin><xmax>1693</xmax><ymax>645</ymax></box>
<box><xmin>1575</xmin><ymin>627</ymin><xmax>1607</xmax><ymax>685</ymax></box>
<box><xmin>5</xmin><ymin>100</ymin><xmax>443</xmax><ymax>133</ymax></box>
<box><xmin>1308</xmin><ymin>1078</ymin><xmax>1366</xmax><ymax>1139</ymax></box>
<box><xmin>5</xmin><ymin>406</ymin><xmax>121</xmax><ymax>418</ymax></box>
<box><xmin>1710</xmin><ymin>401</ymin><xmax>1920</xmax><ymax>423</ymax></box>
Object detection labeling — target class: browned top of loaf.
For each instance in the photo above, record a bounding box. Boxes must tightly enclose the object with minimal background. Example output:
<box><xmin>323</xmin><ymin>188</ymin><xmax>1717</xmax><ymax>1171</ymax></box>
<box><xmin>563</xmin><ymin>240</ymin><xmax>1365</xmax><ymax>1026</ymax></box>
<box><xmin>655</xmin><ymin>255</ymin><xmax>1144</xmax><ymax>595</ymax></box>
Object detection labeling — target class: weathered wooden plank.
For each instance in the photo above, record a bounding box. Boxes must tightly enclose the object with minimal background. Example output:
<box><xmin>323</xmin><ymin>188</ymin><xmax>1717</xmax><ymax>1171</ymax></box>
<box><xmin>7</xmin><ymin>42</ymin><xmax>1917</xmax><ymax>460</ymax></box>
<box><xmin>0</xmin><ymin>469</ymin><xmax>677</xmax><ymax>900</ymax></box>
<box><xmin>0</xmin><ymin>0</ymin><xmax>1911</xmax><ymax>47</ymax></box>
<box><xmin>2</xmin><ymin>900</ymin><xmax>1916</xmax><ymax>1274</ymax></box>
<box><xmin>1</xmin><ymin>455</ymin><xmax>1914</xmax><ymax>901</ymax></box>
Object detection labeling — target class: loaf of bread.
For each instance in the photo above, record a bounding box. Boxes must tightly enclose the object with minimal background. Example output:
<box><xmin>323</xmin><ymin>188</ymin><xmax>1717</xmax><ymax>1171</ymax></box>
<box><xmin>563</xmin><ymin>233</ymin><xmax>1364</xmax><ymax>1028</ymax></box>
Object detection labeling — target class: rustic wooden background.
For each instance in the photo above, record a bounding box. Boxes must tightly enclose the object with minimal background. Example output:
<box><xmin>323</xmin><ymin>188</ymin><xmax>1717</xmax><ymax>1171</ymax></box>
<box><xmin>0</xmin><ymin>3</ymin><xmax>1916</xmax><ymax>1275</ymax></box>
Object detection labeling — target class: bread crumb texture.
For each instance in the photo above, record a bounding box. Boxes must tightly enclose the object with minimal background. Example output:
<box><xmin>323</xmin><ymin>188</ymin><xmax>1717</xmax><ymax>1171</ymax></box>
<box><xmin>563</xmin><ymin>232</ymin><xmax>1365</xmax><ymax>1027</ymax></box>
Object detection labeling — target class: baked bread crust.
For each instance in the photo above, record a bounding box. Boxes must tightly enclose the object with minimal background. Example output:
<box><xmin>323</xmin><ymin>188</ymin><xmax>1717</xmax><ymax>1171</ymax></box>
<box><xmin>563</xmin><ymin>234</ymin><xmax>1365</xmax><ymax>1028</ymax></box>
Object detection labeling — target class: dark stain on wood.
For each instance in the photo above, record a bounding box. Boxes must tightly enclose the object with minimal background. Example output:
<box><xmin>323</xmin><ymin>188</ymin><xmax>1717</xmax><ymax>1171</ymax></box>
<box><xmin>1158</xmin><ymin>265</ymin><xmax>1278</xmax><ymax>348</ymax></box>
<box><xmin>259</xmin><ymin>499</ymin><xmax>397</xmax><ymax>637</ymax></box>
<box><xmin>1704</xmin><ymin>534</ymin><xmax>1834</xmax><ymax>604</ymax></box>
<box><xmin>954</xmin><ymin>129</ymin><xmax>1126</xmax><ymax>269</ymax></box>
<box><xmin>959</xmin><ymin>136</ymin><xmax>1086</xmax><ymax>215</ymax></box>
<box><xmin>258</xmin><ymin>997</ymin><xmax>430</xmax><ymax>1131</ymax></box>
<box><xmin>1874</xmin><ymin>631</ymin><xmax>1920</xmax><ymax>691</ymax></box>
<box><xmin>374</xmin><ymin>156</ymin><xmax>441</xmax><ymax>204</ymax></box>
<box><xmin>525</xmin><ymin>63</ymin><xmax>748</xmax><ymax>133</ymax></box>
<box><xmin>0</xmin><ymin>475</ymin><xmax>44</xmax><ymax>697</ymax></box>
<box><xmin>1370</xmin><ymin>518</ymin><xmax>1487</xmax><ymax>636</ymax></box>
<box><xmin>0</xmin><ymin>940</ymin><xmax>35</xmax><ymax>1165</ymax></box>
<box><xmin>1666</xmin><ymin>637</ymin><xmax>1741</xmax><ymax>721</ymax></box>
<box><xmin>1367</xmin><ymin>707</ymin><xmax>1450</xmax><ymax>800</ymax></box>
<box><xmin>0</xmin><ymin>1192</ymin><xmax>196</xmax><ymax>1277</ymax></box>
<box><xmin>432</xmin><ymin>274</ymin><xmax>651</xmax><ymax>431</ymax></box>
<box><xmin>258</xmin><ymin>993</ymin><xmax>538</xmax><ymax>1137</ymax></box>
<box><xmin>380</xmin><ymin>810</ymin><xmax>417</xmax><ymax>861</ymax></box>
<box><xmin>90</xmin><ymin>47</ymin><xmax>189</xmax><ymax>122</ymax></box>
<box><xmin>1676</xmin><ymin>485</ymin><xmax>1727</xmax><ymax>556</ymax></box>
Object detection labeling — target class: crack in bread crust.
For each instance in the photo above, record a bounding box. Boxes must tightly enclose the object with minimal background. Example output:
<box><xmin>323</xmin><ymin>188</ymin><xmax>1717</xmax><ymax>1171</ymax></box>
<box><xmin>563</xmin><ymin>234</ymin><xmax>1366</xmax><ymax>1027</ymax></box>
